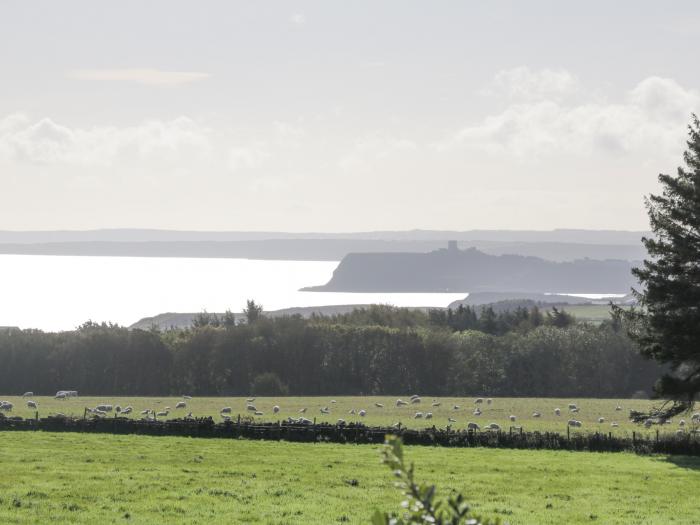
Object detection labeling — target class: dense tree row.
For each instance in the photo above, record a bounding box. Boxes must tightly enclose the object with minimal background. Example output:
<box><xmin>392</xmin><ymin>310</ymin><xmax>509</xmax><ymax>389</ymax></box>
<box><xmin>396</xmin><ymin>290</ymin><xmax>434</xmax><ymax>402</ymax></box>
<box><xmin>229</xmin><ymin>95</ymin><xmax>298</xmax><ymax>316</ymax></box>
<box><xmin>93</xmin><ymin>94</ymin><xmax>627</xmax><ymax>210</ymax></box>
<box><xmin>0</xmin><ymin>305</ymin><xmax>661</xmax><ymax>398</ymax></box>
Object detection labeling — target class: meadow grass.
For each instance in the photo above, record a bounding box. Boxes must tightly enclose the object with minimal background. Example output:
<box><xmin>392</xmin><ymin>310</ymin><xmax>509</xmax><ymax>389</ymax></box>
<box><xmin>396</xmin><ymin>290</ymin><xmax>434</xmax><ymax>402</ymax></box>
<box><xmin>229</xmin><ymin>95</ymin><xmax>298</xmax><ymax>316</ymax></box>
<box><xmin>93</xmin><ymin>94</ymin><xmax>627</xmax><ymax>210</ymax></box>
<box><xmin>3</xmin><ymin>395</ymin><xmax>697</xmax><ymax>437</ymax></box>
<box><xmin>0</xmin><ymin>431</ymin><xmax>699</xmax><ymax>524</ymax></box>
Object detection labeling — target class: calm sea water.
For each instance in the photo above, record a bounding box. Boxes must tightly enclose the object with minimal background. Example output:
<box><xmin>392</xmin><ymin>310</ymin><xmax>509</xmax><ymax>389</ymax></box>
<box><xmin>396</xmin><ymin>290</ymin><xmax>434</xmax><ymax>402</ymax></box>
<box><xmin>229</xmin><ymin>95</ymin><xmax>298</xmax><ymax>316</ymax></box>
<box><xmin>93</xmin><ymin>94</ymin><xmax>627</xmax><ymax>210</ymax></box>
<box><xmin>0</xmin><ymin>255</ymin><xmax>469</xmax><ymax>332</ymax></box>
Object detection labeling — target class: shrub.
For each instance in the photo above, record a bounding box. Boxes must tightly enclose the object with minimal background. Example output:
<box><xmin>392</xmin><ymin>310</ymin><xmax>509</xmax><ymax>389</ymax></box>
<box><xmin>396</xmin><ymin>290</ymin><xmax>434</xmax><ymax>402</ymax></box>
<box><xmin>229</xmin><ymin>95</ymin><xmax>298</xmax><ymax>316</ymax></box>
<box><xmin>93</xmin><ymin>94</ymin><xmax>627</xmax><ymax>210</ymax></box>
<box><xmin>250</xmin><ymin>372</ymin><xmax>289</xmax><ymax>396</ymax></box>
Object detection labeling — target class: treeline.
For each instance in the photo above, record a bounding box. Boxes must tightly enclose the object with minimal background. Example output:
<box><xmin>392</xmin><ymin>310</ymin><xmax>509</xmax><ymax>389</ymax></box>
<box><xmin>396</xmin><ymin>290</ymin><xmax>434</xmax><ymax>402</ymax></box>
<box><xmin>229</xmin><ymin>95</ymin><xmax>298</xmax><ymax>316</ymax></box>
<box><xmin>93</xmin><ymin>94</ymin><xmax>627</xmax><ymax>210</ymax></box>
<box><xmin>0</xmin><ymin>305</ymin><xmax>661</xmax><ymax>397</ymax></box>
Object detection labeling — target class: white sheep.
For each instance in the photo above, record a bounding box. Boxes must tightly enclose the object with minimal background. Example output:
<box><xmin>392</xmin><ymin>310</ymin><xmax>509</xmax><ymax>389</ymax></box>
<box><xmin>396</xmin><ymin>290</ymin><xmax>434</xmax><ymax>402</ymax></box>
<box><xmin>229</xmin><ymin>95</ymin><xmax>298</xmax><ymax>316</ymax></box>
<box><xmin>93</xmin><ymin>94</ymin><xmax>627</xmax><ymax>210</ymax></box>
<box><xmin>644</xmin><ymin>419</ymin><xmax>653</xmax><ymax>428</ymax></box>
<box><xmin>336</xmin><ymin>419</ymin><xmax>346</xmax><ymax>425</ymax></box>
<box><xmin>220</xmin><ymin>407</ymin><xmax>232</xmax><ymax>414</ymax></box>
<box><xmin>568</xmin><ymin>403</ymin><xmax>577</xmax><ymax>410</ymax></box>
<box><xmin>611</xmin><ymin>422</ymin><xmax>619</xmax><ymax>427</ymax></box>
<box><xmin>254</xmin><ymin>411</ymin><xmax>263</xmax><ymax>416</ymax></box>
<box><xmin>448</xmin><ymin>417</ymin><xmax>456</xmax><ymax>423</ymax></box>
<box><xmin>396</xmin><ymin>399</ymin><xmax>408</xmax><ymax>407</ymax></box>
<box><xmin>246</xmin><ymin>397</ymin><xmax>255</xmax><ymax>402</ymax></box>
<box><xmin>432</xmin><ymin>402</ymin><xmax>441</xmax><ymax>407</ymax></box>
<box><xmin>320</xmin><ymin>407</ymin><xmax>330</xmax><ymax>414</ymax></box>
<box><xmin>299</xmin><ymin>407</ymin><xmax>307</xmax><ymax>413</ymax></box>
<box><xmin>568</xmin><ymin>419</ymin><xmax>582</xmax><ymax>427</ymax></box>
<box><xmin>22</xmin><ymin>392</ymin><xmax>33</xmax><ymax>398</ymax></box>
<box><xmin>474</xmin><ymin>398</ymin><xmax>484</xmax><ymax>404</ymax></box>
<box><xmin>598</xmin><ymin>417</ymin><xmax>605</xmax><ymax>423</ymax></box>
<box><xmin>473</xmin><ymin>408</ymin><xmax>482</xmax><ymax>416</ymax></box>
<box><xmin>467</xmin><ymin>422</ymin><xmax>480</xmax><ymax>431</ymax></box>
<box><xmin>679</xmin><ymin>419</ymin><xmax>686</xmax><ymax>427</ymax></box>
<box><xmin>330</xmin><ymin>400</ymin><xmax>337</xmax><ymax>404</ymax></box>
<box><xmin>96</xmin><ymin>404</ymin><xmax>112</xmax><ymax>412</ymax></box>
<box><xmin>175</xmin><ymin>401</ymin><xmax>186</xmax><ymax>409</ymax></box>
<box><xmin>486</xmin><ymin>398</ymin><xmax>493</xmax><ymax>405</ymax></box>
<box><xmin>453</xmin><ymin>405</ymin><xmax>460</xmax><ymax>410</ymax></box>
<box><xmin>246</xmin><ymin>404</ymin><xmax>257</xmax><ymax>412</ymax></box>
<box><xmin>414</xmin><ymin>412</ymin><xmax>423</xmax><ymax>419</ymax></box>
<box><xmin>156</xmin><ymin>410</ymin><xmax>169</xmax><ymax>418</ymax></box>
<box><xmin>509</xmin><ymin>415</ymin><xmax>516</xmax><ymax>422</ymax></box>
<box><xmin>221</xmin><ymin>414</ymin><xmax>232</xmax><ymax>422</ymax></box>
<box><xmin>411</xmin><ymin>397</ymin><xmax>421</xmax><ymax>404</ymax></box>
<box><xmin>374</xmin><ymin>402</ymin><xmax>384</xmax><ymax>408</ymax></box>
<box><xmin>122</xmin><ymin>406</ymin><xmax>133</xmax><ymax>415</ymax></box>
<box><xmin>425</xmin><ymin>412</ymin><xmax>433</xmax><ymax>419</ymax></box>
<box><xmin>348</xmin><ymin>409</ymin><xmax>356</xmax><ymax>415</ymax></box>
<box><xmin>183</xmin><ymin>395</ymin><xmax>192</xmax><ymax>400</ymax></box>
<box><xmin>691</xmin><ymin>413</ymin><xmax>700</xmax><ymax>422</ymax></box>
<box><xmin>532</xmin><ymin>412</ymin><xmax>541</xmax><ymax>418</ymax></box>
<box><xmin>554</xmin><ymin>408</ymin><xmax>561</xmax><ymax>416</ymax></box>
<box><xmin>615</xmin><ymin>405</ymin><xmax>622</xmax><ymax>411</ymax></box>
<box><xmin>27</xmin><ymin>400</ymin><xmax>38</xmax><ymax>409</ymax></box>
<box><xmin>140</xmin><ymin>409</ymin><xmax>151</xmax><ymax>415</ymax></box>
<box><xmin>273</xmin><ymin>405</ymin><xmax>280</xmax><ymax>414</ymax></box>
<box><xmin>359</xmin><ymin>409</ymin><xmax>366</xmax><ymax>417</ymax></box>
<box><xmin>486</xmin><ymin>423</ymin><xmax>500</xmax><ymax>431</ymax></box>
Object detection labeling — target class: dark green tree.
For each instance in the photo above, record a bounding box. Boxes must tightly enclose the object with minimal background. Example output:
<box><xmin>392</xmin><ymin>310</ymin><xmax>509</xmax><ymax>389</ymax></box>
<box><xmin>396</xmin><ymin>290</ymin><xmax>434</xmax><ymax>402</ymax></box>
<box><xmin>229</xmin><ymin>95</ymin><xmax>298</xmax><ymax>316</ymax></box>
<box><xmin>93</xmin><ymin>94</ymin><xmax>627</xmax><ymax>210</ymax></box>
<box><xmin>622</xmin><ymin>114</ymin><xmax>700</xmax><ymax>418</ymax></box>
<box><xmin>243</xmin><ymin>300</ymin><xmax>264</xmax><ymax>324</ymax></box>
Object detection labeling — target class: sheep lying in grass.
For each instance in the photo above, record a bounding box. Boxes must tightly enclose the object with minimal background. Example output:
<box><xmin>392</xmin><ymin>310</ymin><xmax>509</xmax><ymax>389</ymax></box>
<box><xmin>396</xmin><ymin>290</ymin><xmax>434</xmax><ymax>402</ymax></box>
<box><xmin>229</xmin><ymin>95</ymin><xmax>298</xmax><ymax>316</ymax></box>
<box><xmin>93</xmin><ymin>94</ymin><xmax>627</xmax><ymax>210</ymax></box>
<box><xmin>358</xmin><ymin>409</ymin><xmax>366</xmax><ymax>417</ymax></box>
<box><xmin>220</xmin><ymin>407</ymin><xmax>232</xmax><ymax>414</ymax></box>
<box><xmin>509</xmin><ymin>415</ymin><xmax>516</xmax><ymax>422</ymax></box>
<box><xmin>375</xmin><ymin>402</ymin><xmax>384</xmax><ymax>408</ymax></box>
<box><xmin>246</xmin><ymin>404</ymin><xmax>256</xmax><ymax>412</ymax></box>
<box><xmin>273</xmin><ymin>405</ymin><xmax>280</xmax><ymax>414</ymax></box>
<box><xmin>396</xmin><ymin>399</ymin><xmax>408</xmax><ymax>407</ymax></box>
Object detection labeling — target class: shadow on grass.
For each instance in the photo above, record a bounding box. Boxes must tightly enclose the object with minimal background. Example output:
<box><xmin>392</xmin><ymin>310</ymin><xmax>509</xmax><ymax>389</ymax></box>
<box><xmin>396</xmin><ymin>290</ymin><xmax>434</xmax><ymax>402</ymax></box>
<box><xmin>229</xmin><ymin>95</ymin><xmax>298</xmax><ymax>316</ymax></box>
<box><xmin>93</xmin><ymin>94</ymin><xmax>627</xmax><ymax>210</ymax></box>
<box><xmin>662</xmin><ymin>455</ymin><xmax>700</xmax><ymax>471</ymax></box>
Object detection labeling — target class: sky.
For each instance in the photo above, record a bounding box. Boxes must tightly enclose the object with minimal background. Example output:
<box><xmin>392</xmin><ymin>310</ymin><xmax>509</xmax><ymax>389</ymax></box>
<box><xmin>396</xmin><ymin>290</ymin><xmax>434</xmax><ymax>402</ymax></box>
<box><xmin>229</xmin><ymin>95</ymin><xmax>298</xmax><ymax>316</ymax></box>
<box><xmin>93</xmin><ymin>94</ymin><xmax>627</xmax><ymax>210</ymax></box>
<box><xmin>1</xmin><ymin>1</ymin><xmax>699</xmax><ymax>232</ymax></box>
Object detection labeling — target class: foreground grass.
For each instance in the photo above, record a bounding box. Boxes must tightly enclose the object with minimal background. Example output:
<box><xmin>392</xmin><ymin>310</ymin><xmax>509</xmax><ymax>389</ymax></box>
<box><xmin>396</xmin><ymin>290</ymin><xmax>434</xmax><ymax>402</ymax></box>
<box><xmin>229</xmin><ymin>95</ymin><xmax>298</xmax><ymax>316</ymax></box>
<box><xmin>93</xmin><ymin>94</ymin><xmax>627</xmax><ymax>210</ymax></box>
<box><xmin>1</xmin><ymin>432</ymin><xmax>699</xmax><ymax>524</ymax></box>
<box><xmin>3</xmin><ymin>395</ymin><xmax>697</xmax><ymax>436</ymax></box>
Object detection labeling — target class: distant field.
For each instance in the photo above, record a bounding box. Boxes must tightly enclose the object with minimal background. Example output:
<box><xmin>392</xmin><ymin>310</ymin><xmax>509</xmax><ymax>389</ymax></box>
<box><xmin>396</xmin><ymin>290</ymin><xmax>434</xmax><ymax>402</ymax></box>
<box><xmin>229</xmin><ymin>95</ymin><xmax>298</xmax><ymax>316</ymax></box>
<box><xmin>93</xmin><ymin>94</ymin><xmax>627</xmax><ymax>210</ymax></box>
<box><xmin>1</xmin><ymin>432</ymin><xmax>699</xmax><ymax>524</ymax></box>
<box><xmin>2</xmin><ymin>395</ymin><xmax>697</xmax><ymax>437</ymax></box>
<box><xmin>562</xmin><ymin>303</ymin><xmax>618</xmax><ymax>321</ymax></box>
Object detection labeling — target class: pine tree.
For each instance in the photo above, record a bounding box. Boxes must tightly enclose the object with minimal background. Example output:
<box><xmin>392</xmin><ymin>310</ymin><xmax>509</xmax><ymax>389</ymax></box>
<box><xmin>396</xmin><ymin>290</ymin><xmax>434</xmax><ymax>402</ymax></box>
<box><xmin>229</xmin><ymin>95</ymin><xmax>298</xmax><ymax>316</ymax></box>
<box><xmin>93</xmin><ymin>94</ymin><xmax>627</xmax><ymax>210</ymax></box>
<box><xmin>623</xmin><ymin>114</ymin><xmax>700</xmax><ymax>418</ymax></box>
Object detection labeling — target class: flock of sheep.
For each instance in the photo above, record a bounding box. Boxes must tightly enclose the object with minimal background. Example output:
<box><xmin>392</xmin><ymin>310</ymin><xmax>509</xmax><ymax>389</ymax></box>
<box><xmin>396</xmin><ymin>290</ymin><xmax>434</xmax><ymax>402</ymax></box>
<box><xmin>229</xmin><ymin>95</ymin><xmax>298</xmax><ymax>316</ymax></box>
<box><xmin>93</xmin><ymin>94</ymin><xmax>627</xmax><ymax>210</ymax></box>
<box><xmin>3</xmin><ymin>392</ymin><xmax>700</xmax><ymax>435</ymax></box>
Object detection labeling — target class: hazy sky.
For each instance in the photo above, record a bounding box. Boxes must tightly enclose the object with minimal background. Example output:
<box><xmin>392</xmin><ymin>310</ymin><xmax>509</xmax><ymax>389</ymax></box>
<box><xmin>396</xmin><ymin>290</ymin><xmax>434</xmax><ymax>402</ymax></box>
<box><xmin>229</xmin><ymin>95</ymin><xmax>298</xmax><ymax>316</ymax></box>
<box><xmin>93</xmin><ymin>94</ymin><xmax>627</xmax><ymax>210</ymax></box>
<box><xmin>1</xmin><ymin>1</ymin><xmax>699</xmax><ymax>232</ymax></box>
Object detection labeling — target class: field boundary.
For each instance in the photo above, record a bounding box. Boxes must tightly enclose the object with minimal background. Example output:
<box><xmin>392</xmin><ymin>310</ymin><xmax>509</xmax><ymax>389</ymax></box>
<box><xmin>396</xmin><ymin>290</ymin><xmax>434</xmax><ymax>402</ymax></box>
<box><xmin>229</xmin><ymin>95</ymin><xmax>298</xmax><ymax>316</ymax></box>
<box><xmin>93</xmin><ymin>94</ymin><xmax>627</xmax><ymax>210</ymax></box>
<box><xmin>1</xmin><ymin>414</ymin><xmax>699</xmax><ymax>455</ymax></box>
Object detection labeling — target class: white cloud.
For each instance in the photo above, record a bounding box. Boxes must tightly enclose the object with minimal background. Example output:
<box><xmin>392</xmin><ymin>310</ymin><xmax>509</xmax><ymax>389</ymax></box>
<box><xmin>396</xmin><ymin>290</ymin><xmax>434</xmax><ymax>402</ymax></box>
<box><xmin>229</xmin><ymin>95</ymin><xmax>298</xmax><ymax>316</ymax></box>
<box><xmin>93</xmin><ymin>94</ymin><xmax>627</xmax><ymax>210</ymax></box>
<box><xmin>483</xmin><ymin>66</ymin><xmax>579</xmax><ymax>102</ymax></box>
<box><xmin>228</xmin><ymin>144</ymin><xmax>269</xmax><ymax>172</ymax></box>
<box><xmin>440</xmin><ymin>74</ymin><xmax>700</xmax><ymax>163</ymax></box>
<box><xmin>67</xmin><ymin>68</ymin><xmax>210</xmax><ymax>86</ymax></box>
<box><xmin>290</xmin><ymin>13</ymin><xmax>306</xmax><ymax>25</ymax></box>
<box><xmin>0</xmin><ymin>115</ymin><xmax>212</xmax><ymax>166</ymax></box>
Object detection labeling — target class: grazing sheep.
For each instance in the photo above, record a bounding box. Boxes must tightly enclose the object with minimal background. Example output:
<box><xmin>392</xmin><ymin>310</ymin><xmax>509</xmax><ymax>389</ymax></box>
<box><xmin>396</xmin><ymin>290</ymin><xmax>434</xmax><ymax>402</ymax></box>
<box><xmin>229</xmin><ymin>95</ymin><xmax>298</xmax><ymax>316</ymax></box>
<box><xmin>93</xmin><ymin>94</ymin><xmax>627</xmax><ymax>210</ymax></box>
<box><xmin>532</xmin><ymin>412</ymin><xmax>541</xmax><ymax>418</ymax></box>
<box><xmin>568</xmin><ymin>403</ymin><xmax>577</xmax><ymax>410</ymax></box>
<box><xmin>448</xmin><ymin>417</ymin><xmax>456</xmax><ymax>423</ymax></box>
<box><xmin>691</xmin><ymin>412</ymin><xmax>700</xmax><ymax>422</ymax></box>
<box><xmin>571</xmin><ymin>407</ymin><xmax>580</xmax><ymax>413</ymax></box>
<box><xmin>414</xmin><ymin>412</ymin><xmax>423</xmax><ymax>419</ymax></box>
<box><xmin>246</xmin><ymin>398</ymin><xmax>255</xmax><ymax>402</ymax></box>
<box><xmin>156</xmin><ymin>410</ymin><xmax>169</xmax><ymax>418</ymax></box>
<box><xmin>246</xmin><ymin>404</ymin><xmax>257</xmax><ymax>412</ymax></box>
<box><xmin>330</xmin><ymin>400</ymin><xmax>337</xmax><ymax>404</ymax></box>
<box><xmin>473</xmin><ymin>408</ymin><xmax>482</xmax><ymax>416</ymax></box>
<box><xmin>679</xmin><ymin>419</ymin><xmax>686</xmax><ymax>427</ymax></box>
<box><xmin>467</xmin><ymin>422</ymin><xmax>480</xmax><ymax>431</ymax></box>
<box><xmin>615</xmin><ymin>405</ymin><xmax>622</xmax><ymax>411</ymax></box>
<box><xmin>411</xmin><ymin>397</ymin><xmax>421</xmax><ymax>404</ymax></box>
<box><xmin>474</xmin><ymin>398</ymin><xmax>484</xmax><ymax>404</ymax></box>
<box><xmin>453</xmin><ymin>405</ymin><xmax>460</xmax><ymax>410</ymax></box>
<box><xmin>611</xmin><ymin>422</ymin><xmax>619</xmax><ymax>427</ymax></box>
<box><xmin>273</xmin><ymin>405</ymin><xmax>280</xmax><ymax>414</ymax></box>
<box><xmin>221</xmin><ymin>407</ymin><xmax>232</xmax><ymax>414</ymax></box>
<box><xmin>554</xmin><ymin>408</ymin><xmax>561</xmax><ymax>416</ymax></box>
<box><xmin>94</xmin><ymin>409</ymin><xmax>107</xmax><ymax>417</ymax></box>
<box><xmin>425</xmin><ymin>412</ymin><xmax>433</xmax><ymax>419</ymax></box>
<box><xmin>509</xmin><ymin>415</ymin><xmax>516</xmax><ymax>422</ymax></box>
<box><xmin>122</xmin><ymin>406</ymin><xmax>133</xmax><ymax>415</ymax></box>
<box><xmin>183</xmin><ymin>395</ymin><xmax>192</xmax><ymax>400</ymax></box>
<box><xmin>0</xmin><ymin>402</ymin><xmax>13</xmax><ymax>411</ymax></box>
<box><xmin>567</xmin><ymin>419</ymin><xmax>582</xmax><ymax>427</ymax></box>
<box><xmin>221</xmin><ymin>414</ymin><xmax>232</xmax><ymax>422</ymax></box>
<box><xmin>320</xmin><ymin>407</ymin><xmax>330</xmax><ymax>414</ymax></box>
<box><xmin>486</xmin><ymin>423</ymin><xmax>501</xmax><ymax>431</ymax></box>
<box><xmin>359</xmin><ymin>409</ymin><xmax>366</xmax><ymax>417</ymax></box>
<box><xmin>54</xmin><ymin>392</ymin><xmax>66</xmax><ymax>400</ymax></box>
<box><xmin>141</xmin><ymin>409</ymin><xmax>151</xmax><ymax>415</ymax></box>
<box><xmin>598</xmin><ymin>417</ymin><xmax>605</xmax><ymax>423</ymax></box>
<box><xmin>432</xmin><ymin>402</ymin><xmax>441</xmax><ymax>407</ymax></box>
<box><xmin>410</xmin><ymin>394</ymin><xmax>420</xmax><ymax>400</ymax></box>
<box><xmin>396</xmin><ymin>399</ymin><xmax>408</xmax><ymax>407</ymax></box>
<box><xmin>374</xmin><ymin>403</ymin><xmax>384</xmax><ymax>408</ymax></box>
<box><xmin>96</xmin><ymin>404</ymin><xmax>112</xmax><ymax>412</ymax></box>
<box><xmin>115</xmin><ymin>406</ymin><xmax>122</xmax><ymax>413</ymax></box>
<box><xmin>299</xmin><ymin>417</ymin><xmax>312</xmax><ymax>425</ymax></box>
<box><xmin>486</xmin><ymin>398</ymin><xmax>493</xmax><ymax>405</ymax></box>
<box><xmin>348</xmin><ymin>409</ymin><xmax>356</xmax><ymax>415</ymax></box>
<box><xmin>336</xmin><ymin>419</ymin><xmax>346</xmax><ymax>425</ymax></box>
<box><xmin>176</xmin><ymin>401</ymin><xmax>186</xmax><ymax>409</ymax></box>
<box><xmin>22</xmin><ymin>392</ymin><xmax>33</xmax><ymax>398</ymax></box>
<box><xmin>254</xmin><ymin>411</ymin><xmax>263</xmax><ymax>416</ymax></box>
<box><xmin>299</xmin><ymin>407</ymin><xmax>307</xmax><ymax>413</ymax></box>
<box><xmin>644</xmin><ymin>419</ymin><xmax>653</xmax><ymax>428</ymax></box>
<box><xmin>27</xmin><ymin>400</ymin><xmax>37</xmax><ymax>409</ymax></box>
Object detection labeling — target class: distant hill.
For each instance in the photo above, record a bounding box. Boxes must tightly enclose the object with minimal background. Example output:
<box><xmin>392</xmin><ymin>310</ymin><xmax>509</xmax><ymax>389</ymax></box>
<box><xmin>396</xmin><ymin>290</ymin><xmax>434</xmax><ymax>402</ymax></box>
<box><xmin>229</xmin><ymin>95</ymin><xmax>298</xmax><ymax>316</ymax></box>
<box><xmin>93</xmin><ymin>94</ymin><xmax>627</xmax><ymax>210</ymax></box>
<box><xmin>130</xmin><ymin>305</ymin><xmax>381</xmax><ymax>330</ymax></box>
<box><xmin>304</xmin><ymin>247</ymin><xmax>638</xmax><ymax>294</ymax></box>
<box><xmin>449</xmin><ymin>291</ymin><xmax>635</xmax><ymax>308</ymax></box>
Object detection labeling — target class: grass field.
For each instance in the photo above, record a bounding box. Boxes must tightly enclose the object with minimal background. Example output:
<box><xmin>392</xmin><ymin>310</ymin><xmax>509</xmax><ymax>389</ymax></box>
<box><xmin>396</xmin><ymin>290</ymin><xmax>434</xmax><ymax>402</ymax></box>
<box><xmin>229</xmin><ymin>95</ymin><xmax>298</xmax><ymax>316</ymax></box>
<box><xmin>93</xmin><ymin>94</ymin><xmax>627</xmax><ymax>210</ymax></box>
<box><xmin>0</xmin><ymin>431</ymin><xmax>699</xmax><ymax>524</ymax></box>
<box><xmin>2</xmin><ymin>395</ymin><xmax>697</xmax><ymax>436</ymax></box>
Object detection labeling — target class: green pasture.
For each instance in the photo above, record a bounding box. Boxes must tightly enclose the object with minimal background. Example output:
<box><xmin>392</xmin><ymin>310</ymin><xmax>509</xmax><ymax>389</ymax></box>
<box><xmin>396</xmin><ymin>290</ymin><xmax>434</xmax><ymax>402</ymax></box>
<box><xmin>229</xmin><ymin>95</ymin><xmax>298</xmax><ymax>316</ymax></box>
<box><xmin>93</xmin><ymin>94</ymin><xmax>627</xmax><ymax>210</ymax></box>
<box><xmin>0</xmin><ymin>432</ymin><xmax>699</xmax><ymax>524</ymax></box>
<box><xmin>2</xmin><ymin>395</ymin><xmax>698</xmax><ymax>436</ymax></box>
